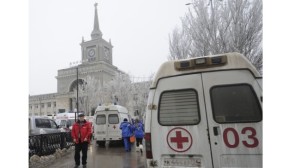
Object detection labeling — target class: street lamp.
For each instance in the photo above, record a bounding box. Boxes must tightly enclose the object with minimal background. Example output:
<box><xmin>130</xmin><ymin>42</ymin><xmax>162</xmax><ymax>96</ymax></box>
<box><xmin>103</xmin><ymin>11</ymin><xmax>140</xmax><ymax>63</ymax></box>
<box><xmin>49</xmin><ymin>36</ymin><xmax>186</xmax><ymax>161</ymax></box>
<box><xmin>75</xmin><ymin>66</ymin><xmax>79</xmax><ymax>121</ymax></box>
<box><xmin>39</xmin><ymin>97</ymin><xmax>42</xmax><ymax>116</ymax></box>
<box><xmin>70</xmin><ymin>59</ymin><xmax>88</xmax><ymax>121</ymax></box>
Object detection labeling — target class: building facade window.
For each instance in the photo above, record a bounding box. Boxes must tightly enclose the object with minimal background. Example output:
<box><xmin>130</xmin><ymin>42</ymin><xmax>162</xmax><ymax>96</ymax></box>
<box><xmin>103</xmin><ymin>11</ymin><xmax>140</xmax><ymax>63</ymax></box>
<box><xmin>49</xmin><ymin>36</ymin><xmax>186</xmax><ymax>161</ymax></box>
<box><xmin>35</xmin><ymin>104</ymin><xmax>38</xmax><ymax>108</ymax></box>
<box><xmin>41</xmin><ymin>103</ymin><xmax>44</xmax><ymax>108</ymax></box>
<box><xmin>54</xmin><ymin>102</ymin><xmax>56</xmax><ymax>107</ymax></box>
<box><xmin>47</xmin><ymin>102</ymin><xmax>51</xmax><ymax>107</ymax></box>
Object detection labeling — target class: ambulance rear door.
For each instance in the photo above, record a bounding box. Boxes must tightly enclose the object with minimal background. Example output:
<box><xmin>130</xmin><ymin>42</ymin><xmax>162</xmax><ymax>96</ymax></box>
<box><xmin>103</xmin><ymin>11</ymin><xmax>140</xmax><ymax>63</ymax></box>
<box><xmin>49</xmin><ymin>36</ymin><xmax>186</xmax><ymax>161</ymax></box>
<box><xmin>202</xmin><ymin>70</ymin><xmax>263</xmax><ymax>168</ymax></box>
<box><xmin>151</xmin><ymin>74</ymin><xmax>213</xmax><ymax>168</ymax></box>
<box><xmin>106</xmin><ymin>111</ymin><xmax>121</xmax><ymax>139</ymax></box>
<box><xmin>94</xmin><ymin>113</ymin><xmax>107</xmax><ymax>140</ymax></box>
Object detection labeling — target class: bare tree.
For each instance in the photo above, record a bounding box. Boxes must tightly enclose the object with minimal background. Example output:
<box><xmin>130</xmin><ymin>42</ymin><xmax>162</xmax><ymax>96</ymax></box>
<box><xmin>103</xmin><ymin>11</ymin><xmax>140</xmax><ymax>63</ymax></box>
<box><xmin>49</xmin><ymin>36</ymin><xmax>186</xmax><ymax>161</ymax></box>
<box><xmin>103</xmin><ymin>73</ymin><xmax>153</xmax><ymax>117</ymax></box>
<box><xmin>71</xmin><ymin>79</ymin><xmax>86</xmax><ymax>113</ymax></box>
<box><xmin>84</xmin><ymin>75</ymin><xmax>102</xmax><ymax>115</ymax></box>
<box><xmin>132</xmin><ymin>81</ymin><xmax>152</xmax><ymax>116</ymax></box>
<box><xmin>74</xmin><ymin>73</ymin><xmax>153</xmax><ymax>116</ymax></box>
<box><xmin>101</xmin><ymin>73</ymin><xmax>133</xmax><ymax>107</ymax></box>
<box><xmin>168</xmin><ymin>27</ymin><xmax>192</xmax><ymax>60</ymax></box>
<box><xmin>79</xmin><ymin>74</ymin><xmax>132</xmax><ymax>115</ymax></box>
<box><xmin>169</xmin><ymin>0</ymin><xmax>262</xmax><ymax>73</ymax></box>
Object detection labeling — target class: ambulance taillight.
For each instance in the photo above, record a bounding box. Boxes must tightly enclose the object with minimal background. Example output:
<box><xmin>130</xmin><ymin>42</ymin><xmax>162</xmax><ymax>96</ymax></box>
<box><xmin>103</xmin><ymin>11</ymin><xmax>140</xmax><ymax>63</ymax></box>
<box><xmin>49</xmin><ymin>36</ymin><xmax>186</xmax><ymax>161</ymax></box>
<box><xmin>145</xmin><ymin>133</ymin><xmax>153</xmax><ymax>159</ymax></box>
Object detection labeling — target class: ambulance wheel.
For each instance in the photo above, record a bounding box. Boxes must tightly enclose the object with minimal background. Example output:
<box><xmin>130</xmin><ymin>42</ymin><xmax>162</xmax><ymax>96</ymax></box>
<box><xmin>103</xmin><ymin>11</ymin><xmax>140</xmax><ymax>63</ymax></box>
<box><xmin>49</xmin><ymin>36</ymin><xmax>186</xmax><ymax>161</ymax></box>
<box><xmin>119</xmin><ymin>140</ymin><xmax>124</xmax><ymax>146</ymax></box>
<box><xmin>96</xmin><ymin>141</ymin><xmax>105</xmax><ymax>147</ymax></box>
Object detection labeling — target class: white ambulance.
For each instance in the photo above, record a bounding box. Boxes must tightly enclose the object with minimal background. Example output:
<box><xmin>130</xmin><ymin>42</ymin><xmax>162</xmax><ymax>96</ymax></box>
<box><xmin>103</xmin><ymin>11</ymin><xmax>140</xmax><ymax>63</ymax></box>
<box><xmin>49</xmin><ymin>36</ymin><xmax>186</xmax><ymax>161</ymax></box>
<box><xmin>145</xmin><ymin>52</ymin><xmax>262</xmax><ymax>168</ymax></box>
<box><xmin>93</xmin><ymin>105</ymin><xmax>131</xmax><ymax>146</ymax></box>
<box><xmin>55</xmin><ymin>112</ymin><xmax>76</xmax><ymax>131</ymax></box>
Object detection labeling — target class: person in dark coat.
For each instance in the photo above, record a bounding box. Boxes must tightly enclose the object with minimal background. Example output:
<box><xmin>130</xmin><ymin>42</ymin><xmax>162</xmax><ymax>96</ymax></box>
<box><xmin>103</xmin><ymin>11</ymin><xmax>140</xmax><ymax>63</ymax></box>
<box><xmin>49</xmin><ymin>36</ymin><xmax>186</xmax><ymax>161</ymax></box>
<box><xmin>119</xmin><ymin>118</ymin><xmax>133</xmax><ymax>152</ymax></box>
<box><xmin>134</xmin><ymin>119</ymin><xmax>144</xmax><ymax>153</ymax></box>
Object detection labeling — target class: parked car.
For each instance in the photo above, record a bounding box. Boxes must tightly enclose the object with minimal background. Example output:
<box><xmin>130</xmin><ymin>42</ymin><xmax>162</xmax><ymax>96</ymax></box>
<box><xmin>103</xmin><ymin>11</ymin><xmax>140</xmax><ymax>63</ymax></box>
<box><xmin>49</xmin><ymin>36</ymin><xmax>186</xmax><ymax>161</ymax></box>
<box><xmin>29</xmin><ymin>116</ymin><xmax>71</xmax><ymax>156</ymax></box>
<box><xmin>29</xmin><ymin>116</ymin><xmax>62</xmax><ymax>136</ymax></box>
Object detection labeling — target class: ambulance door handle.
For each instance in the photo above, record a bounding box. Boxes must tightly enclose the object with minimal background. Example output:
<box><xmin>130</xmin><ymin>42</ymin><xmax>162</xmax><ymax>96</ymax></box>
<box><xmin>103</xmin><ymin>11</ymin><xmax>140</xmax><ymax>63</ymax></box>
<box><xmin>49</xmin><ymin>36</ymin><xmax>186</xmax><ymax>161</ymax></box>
<box><xmin>213</xmin><ymin>126</ymin><xmax>220</xmax><ymax>136</ymax></box>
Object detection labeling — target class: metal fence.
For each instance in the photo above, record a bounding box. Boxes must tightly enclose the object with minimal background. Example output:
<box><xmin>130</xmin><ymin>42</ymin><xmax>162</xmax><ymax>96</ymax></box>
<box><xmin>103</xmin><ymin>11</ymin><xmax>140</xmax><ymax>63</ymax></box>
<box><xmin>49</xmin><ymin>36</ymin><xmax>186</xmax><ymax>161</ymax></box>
<box><xmin>29</xmin><ymin>132</ymin><xmax>74</xmax><ymax>157</ymax></box>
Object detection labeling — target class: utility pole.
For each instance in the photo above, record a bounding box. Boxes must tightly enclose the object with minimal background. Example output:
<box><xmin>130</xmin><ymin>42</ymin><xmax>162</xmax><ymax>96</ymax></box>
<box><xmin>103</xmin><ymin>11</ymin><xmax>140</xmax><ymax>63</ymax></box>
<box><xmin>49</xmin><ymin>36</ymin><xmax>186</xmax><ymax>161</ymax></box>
<box><xmin>70</xmin><ymin>60</ymin><xmax>88</xmax><ymax>121</ymax></box>
<box><xmin>75</xmin><ymin>66</ymin><xmax>79</xmax><ymax>121</ymax></box>
<box><xmin>39</xmin><ymin>97</ymin><xmax>41</xmax><ymax>116</ymax></box>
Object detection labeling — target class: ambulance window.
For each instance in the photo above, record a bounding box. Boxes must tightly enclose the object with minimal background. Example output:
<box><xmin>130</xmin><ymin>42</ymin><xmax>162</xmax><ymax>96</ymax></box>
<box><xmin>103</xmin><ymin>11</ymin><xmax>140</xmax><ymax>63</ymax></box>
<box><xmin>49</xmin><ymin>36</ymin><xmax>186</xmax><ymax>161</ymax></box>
<box><xmin>158</xmin><ymin>89</ymin><xmax>200</xmax><ymax>126</ymax></box>
<box><xmin>210</xmin><ymin>84</ymin><xmax>262</xmax><ymax>123</ymax></box>
<box><xmin>96</xmin><ymin>115</ymin><xmax>106</xmax><ymax>125</ymax></box>
<box><xmin>108</xmin><ymin>114</ymin><xmax>119</xmax><ymax>124</ymax></box>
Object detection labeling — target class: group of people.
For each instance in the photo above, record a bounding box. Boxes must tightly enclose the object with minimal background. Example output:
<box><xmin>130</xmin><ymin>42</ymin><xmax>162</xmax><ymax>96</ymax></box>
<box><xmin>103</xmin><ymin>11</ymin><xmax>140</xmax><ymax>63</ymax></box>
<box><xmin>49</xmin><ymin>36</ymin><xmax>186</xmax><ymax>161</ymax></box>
<box><xmin>119</xmin><ymin>118</ymin><xmax>145</xmax><ymax>152</ymax></box>
<box><xmin>70</xmin><ymin>113</ymin><xmax>144</xmax><ymax>168</ymax></box>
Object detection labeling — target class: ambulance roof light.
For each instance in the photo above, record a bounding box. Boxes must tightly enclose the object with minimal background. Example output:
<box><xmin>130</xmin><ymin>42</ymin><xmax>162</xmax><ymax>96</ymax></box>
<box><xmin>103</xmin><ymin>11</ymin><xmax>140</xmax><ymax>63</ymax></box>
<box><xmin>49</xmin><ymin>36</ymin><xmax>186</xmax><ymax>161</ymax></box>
<box><xmin>174</xmin><ymin>55</ymin><xmax>227</xmax><ymax>70</ymax></box>
<box><xmin>195</xmin><ymin>58</ymin><xmax>206</xmax><ymax>65</ymax></box>
<box><xmin>180</xmin><ymin>61</ymin><xmax>190</xmax><ymax>68</ymax></box>
<box><xmin>211</xmin><ymin>57</ymin><xmax>222</xmax><ymax>64</ymax></box>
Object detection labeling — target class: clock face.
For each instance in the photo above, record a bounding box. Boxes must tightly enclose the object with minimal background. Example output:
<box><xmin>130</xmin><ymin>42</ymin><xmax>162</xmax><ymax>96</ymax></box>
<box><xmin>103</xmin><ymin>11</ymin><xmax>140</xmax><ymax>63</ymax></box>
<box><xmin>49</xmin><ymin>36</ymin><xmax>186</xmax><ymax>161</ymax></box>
<box><xmin>88</xmin><ymin>48</ymin><xmax>95</xmax><ymax>57</ymax></box>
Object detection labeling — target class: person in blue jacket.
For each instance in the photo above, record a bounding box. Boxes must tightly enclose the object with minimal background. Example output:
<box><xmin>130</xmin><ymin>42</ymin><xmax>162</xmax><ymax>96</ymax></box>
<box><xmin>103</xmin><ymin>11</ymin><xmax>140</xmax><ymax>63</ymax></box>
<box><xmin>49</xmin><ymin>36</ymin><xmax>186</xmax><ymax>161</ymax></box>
<box><xmin>134</xmin><ymin>119</ymin><xmax>144</xmax><ymax>153</ymax></box>
<box><xmin>119</xmin><ymin>118</ymin><xmax>133</xmax><ymax>152</ymax></box>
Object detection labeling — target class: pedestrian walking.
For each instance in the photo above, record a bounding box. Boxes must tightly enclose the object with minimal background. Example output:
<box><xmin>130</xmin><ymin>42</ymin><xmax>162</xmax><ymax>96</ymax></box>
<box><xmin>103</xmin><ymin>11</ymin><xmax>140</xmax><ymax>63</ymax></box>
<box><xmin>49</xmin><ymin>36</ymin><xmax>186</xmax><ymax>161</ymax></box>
<box><xmin>119</xmin><ymin>118</ymin><xmax>133</xmax><ymax>152</ymax></box>
<box><xmin>134</xmin><ymin>119</ymin><xmax>144</xmax><ymax>153</ymax></box>
<box><xmin>71</xmin><ymin>113</ymin><xmax>92</xmax><ymax>168</ymax></box>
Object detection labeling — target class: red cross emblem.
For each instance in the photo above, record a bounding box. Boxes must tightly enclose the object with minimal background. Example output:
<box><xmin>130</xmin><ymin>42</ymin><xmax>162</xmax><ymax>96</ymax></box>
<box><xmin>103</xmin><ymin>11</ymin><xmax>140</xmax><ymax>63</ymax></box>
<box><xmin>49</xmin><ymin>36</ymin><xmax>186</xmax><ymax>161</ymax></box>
<box><xmin>171</xmin><ymin>131</ymin><xmax>189</xmax><ymax>149</ymax></box>
<box><xmin>167</xmin><ymin>127</ymin><xmax>193</xmax><ymax>152</ymax></box>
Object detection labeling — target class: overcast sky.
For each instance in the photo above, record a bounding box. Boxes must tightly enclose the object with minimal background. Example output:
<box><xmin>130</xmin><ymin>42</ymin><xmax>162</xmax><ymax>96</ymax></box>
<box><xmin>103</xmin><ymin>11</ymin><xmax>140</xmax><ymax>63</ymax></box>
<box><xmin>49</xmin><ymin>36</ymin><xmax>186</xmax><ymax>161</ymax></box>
<box><xmin>29</xmin><ymin>0</ymin><xmax>191</xmax><ymax>95</ymax></box>
<box><xmin>3</xmin><ymin>0</ymin><xmax>300</xmax><ymax>166</ymax></box>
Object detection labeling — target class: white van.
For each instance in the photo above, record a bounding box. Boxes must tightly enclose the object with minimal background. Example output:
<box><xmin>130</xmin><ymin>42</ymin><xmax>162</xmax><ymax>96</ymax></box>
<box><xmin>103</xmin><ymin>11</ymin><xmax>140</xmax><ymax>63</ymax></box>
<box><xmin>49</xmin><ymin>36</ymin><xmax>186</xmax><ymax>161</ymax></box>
<box><xmin>93</xmin><ymin>105</ymin><xmax>131</xmax><ymax>146</ymax></box>
<box><xmin>145</xmin><ymin>53</ymin><xmax>262</xmax><ymax>168</ymax></box>
<box><xmin>55</xmin><ymin>112</ymin><xmax>76</xmax><ymax>131</ymax></box>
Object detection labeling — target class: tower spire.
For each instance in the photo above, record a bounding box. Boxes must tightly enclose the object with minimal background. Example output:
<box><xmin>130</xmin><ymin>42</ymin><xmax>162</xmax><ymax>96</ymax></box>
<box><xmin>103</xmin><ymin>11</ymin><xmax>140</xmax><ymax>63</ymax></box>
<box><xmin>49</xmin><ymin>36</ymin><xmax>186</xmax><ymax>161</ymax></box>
<box><xmin>91</xmin><ymin>3</ymin><xmax>102</xmax><ymax>39</ymax></box>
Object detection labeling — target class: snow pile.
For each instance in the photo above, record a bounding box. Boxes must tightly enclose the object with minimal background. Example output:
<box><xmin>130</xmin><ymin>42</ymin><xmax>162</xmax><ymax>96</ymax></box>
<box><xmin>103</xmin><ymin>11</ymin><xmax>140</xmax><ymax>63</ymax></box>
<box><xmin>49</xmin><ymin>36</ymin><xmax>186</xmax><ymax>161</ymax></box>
<box><xmin>29</xmin><ymin>147</ymin><xmax>74</xmax><ymax>168</ymax></box>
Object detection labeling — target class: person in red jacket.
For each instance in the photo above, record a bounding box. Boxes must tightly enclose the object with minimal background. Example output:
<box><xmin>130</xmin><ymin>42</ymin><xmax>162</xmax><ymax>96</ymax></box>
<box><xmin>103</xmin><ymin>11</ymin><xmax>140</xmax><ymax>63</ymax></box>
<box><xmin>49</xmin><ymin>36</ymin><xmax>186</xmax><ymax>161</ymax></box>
<box><xmin>71</xmin><ymin>113</ymin><xmax>92</xmax><ymax>168</ymax></box>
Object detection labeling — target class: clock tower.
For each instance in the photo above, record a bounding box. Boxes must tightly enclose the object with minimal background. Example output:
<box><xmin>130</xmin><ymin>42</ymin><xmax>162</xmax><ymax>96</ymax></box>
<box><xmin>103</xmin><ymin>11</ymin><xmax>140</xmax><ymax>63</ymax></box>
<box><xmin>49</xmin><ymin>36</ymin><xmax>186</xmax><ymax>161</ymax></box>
<box><xmin>80</xmin><ymin>3</ymin><xmax>113</xmax><ymax>65</ymax></box>
<box><xmin>55</xmin><ymin>3</ymin><xmax>122</xmax><ymax>113</ymax></box>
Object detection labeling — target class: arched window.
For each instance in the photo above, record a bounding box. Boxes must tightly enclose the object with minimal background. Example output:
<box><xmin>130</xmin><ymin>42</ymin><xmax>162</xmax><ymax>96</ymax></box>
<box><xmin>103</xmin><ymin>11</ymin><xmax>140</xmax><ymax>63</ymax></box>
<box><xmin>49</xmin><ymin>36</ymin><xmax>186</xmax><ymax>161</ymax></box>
<box><xmin>69</xmin><ymin>79</ymin><xmax>86</xmax><ymax>92</ymax></box>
